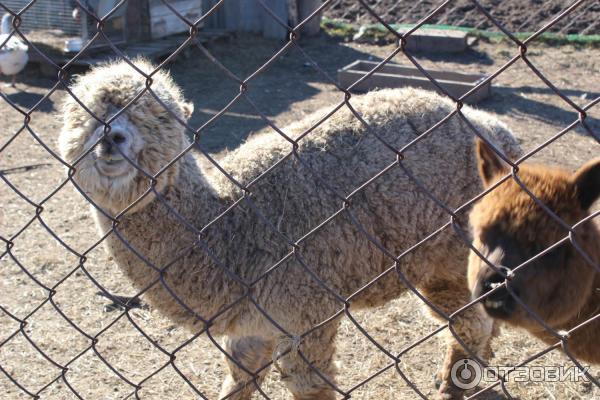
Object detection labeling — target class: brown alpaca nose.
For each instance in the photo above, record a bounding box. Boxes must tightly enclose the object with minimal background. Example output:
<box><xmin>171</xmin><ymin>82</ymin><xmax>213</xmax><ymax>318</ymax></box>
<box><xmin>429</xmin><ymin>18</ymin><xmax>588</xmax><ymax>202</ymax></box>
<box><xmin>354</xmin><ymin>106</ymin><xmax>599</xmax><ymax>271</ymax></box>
<box><xmin>476</xmin><ymin>266</ymin><xmax>519</xmax><ymax>318</ymax></box>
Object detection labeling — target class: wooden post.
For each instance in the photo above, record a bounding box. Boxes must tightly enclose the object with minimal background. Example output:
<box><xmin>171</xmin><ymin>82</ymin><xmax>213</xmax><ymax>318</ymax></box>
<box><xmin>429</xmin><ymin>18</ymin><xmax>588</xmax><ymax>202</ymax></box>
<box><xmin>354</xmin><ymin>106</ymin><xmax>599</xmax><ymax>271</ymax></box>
<box><xmin>261</xmin><ymin>0</ymin><xmax>288</xmax><ymax>39</ymax></box>
<box><xmin>203</xmin><ymin>0</ymin><xmax>308</xmax><ymax>40</ymax></box>
<box><xmin>297</xmin><ymin>0</ymin><xmax>322</xmax><ymax>36</ymax></box>
<box><xmin>125</xmin><ymin>0</ymin><xmax>151</xmax><ymax>43</ymax></box>
<box><xmin>202</xmin><ymin>0</ymin><xmax>227</xmax><ymax>29</ymax></box>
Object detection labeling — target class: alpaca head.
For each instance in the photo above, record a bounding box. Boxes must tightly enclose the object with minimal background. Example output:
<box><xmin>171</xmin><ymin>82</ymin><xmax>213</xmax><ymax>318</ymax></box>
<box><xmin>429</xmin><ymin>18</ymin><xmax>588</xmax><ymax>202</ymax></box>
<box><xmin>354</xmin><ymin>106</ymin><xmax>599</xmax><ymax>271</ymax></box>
<box><xmin>468</xmin><ymin>139</ymin><xmax>600</xmax><ymax>330</ymax></box>
<box><xmin>59</xmin><ymin>59</ymin><xmax>194</xmax><ymax>215</ymax></box>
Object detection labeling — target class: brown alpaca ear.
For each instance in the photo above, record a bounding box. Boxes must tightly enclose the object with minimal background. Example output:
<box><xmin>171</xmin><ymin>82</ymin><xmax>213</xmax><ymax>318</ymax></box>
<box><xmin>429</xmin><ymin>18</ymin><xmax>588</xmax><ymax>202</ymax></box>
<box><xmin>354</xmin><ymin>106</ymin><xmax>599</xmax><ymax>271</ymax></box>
<box><xmin>475</xmin><ymin>138</ymin><xmax>508</xmax><ymax>187</ymax></box>
<box><xmin>572</xmin><ymin>158</ymin><xmax>600</xmax><ymax>210</ymax></box>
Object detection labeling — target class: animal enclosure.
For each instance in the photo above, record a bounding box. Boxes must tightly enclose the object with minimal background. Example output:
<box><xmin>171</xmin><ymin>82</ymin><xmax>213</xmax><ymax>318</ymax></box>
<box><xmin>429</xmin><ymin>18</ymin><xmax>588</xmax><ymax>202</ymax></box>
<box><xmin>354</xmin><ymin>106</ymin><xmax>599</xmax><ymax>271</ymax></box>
<box><xmin>0</xmin><ymin>1</ymin><xmax>599</xmax><ymax>400</ymax></box>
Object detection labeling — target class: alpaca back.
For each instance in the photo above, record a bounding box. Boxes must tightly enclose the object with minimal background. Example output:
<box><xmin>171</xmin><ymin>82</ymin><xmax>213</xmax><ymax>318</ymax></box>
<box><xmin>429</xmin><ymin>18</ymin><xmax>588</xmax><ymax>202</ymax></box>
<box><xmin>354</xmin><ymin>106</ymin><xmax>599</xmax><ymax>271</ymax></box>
<box><xmin>198</xmin><ymin>88</ymin><xmax>521</xmax><ymax>330</ymax></box>
<box><xmin>96</xmin><ymin>88</ymin><xmax>521</xmax><ymax>335</ymax></box>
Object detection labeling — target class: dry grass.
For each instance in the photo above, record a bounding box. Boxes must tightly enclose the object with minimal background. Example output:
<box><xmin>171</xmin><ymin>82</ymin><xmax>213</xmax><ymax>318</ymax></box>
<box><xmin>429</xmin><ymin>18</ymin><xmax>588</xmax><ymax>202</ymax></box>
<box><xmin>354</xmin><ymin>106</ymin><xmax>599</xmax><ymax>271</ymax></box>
<box><xmin>1</xmin><ymin>36</ymin><xmax>599</xmax><ymax>399</ymax></box>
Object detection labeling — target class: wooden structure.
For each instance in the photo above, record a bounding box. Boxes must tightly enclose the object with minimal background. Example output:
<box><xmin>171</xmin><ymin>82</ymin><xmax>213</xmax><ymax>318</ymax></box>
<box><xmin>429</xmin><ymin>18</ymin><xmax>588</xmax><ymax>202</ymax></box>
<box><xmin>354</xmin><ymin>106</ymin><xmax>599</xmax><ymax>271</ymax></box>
<box><xmin>338</xmin><ymin>60</ymin><xmax>492</xmax><ymax>103</ymax></box>
<box><xmin>81</xmin><ymin>0</ymin><xmax>203</xmax><ymax>45</ymax></box>
<box><xmin>202</xmin><ymin>0</ymin><xmax>322</xmax><ymax>39</ymax></box>
<box><xmin>3</xmin><ymin>0</ymin><xmax>203</xmax><ymax>54</ymax></box>
<box><xmin>149</xmin><ymin>0</ymin><xmax>204</xmax><ymax>39</ymax></box>
<box><xmin>31</xmin><ymin>30</ymin><xmax>229</xmax><ymax>72</ymax></box>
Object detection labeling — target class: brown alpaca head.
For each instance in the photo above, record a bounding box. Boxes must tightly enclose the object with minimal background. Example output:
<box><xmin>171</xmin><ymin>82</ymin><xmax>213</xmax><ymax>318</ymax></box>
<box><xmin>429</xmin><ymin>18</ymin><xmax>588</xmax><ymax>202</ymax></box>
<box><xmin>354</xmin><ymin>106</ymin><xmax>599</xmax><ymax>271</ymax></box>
<box><xmin>59</xmin><ymin>59</ymin><xmax>194</xmax><ymax>215</ymax></box>
<box><xmin>468</xmin><ymin>139</ymin><xmax>600</xmax><ymax>332</ymax></box>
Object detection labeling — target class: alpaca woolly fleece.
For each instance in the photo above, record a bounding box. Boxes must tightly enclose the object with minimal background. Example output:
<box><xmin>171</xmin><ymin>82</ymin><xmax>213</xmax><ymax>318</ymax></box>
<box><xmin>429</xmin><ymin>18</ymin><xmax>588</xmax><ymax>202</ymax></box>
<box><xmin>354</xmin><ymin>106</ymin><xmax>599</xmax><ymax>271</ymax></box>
<box><xmin>59</xmin><ymin>59</ymin><xmax>521</xmax><ymax>399</ymax></box>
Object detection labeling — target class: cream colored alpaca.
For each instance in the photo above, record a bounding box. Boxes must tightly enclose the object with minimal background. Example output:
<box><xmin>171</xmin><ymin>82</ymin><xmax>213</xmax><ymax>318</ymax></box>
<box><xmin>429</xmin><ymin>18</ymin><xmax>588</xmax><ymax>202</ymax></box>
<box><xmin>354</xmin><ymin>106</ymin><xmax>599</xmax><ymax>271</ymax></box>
<box><xmin>59</xmin><ymin>59</ymin><xmax>521</xmax><ymax>400</ymax></box>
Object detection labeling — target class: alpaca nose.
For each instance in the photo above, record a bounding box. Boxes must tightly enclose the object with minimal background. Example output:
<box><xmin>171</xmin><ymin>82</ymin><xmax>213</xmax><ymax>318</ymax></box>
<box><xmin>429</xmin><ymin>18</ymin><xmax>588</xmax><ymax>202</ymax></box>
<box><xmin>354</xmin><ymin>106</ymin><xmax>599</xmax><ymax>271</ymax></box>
<box><xmin>98</xmin><ymin>128</ymin><xmax>130</xmax><ymax>158</ymax></box>
<box><xmin>110</xmin><ymin>130</ymin><xmax>127</xmax><ymax>145</ymax></box>
<box><xmin>481</xmin><ymin>265</ymin><xmax>511</xmax><ymax>293</ymax></box>
<box><xmin>477</xmin><ymin>265</ymin><xmax>520</xmax><ymax>318</ymax></box>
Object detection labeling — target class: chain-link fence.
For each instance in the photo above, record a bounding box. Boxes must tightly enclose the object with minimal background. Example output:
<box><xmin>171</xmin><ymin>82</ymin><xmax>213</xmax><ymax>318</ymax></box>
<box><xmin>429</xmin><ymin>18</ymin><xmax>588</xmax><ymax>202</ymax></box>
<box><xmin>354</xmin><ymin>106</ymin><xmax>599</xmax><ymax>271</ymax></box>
<box><xmin>0</xmin><ymin>0</ymin><xmax>599</xmax><ymax>399</ymax></box>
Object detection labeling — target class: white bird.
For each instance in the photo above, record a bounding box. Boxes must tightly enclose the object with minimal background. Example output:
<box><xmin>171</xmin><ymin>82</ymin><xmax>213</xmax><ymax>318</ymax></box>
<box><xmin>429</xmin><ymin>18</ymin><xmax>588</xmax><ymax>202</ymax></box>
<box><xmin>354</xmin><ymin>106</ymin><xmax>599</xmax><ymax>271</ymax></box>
<box><xmin>0</xmin><ymin>14</ymin><xmax>28</xmax><ymax>87</ymax></box>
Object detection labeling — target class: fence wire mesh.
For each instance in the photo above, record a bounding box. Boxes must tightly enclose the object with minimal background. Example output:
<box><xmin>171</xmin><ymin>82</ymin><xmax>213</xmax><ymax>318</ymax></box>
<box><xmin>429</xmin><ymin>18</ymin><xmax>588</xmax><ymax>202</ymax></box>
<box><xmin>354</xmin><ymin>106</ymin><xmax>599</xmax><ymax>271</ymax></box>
<box><xmin>0</xmin><ymin>0</ymin><xmax>599</xmax><ymax>399</ymax></box>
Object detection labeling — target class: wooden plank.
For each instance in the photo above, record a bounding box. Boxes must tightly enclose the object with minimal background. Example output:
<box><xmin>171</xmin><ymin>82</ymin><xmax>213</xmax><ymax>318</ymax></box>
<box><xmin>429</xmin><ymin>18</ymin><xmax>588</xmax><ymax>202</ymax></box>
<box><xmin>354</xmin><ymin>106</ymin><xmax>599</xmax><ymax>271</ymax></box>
<box><xmin>202</xmin><ymin>0</ymin><xmax>293</xmax><ymax>39</ymax></box>
<box><xmin>126</xmin><ymin>0</ymin><xmax>151</xmax><ymax>43</ymax></box>
<box><xmin>297</xmin><ymin>0</ymin><xmax>322</xmax><ymax>36</ymax></box>
<box><xmin>238</xmin><ymin>1</ymin><xmax>262</xmax><ymax>33</ymax></box>
<box><xmin>223</xmin><ymin>0</ymin><xmax>241</xmax><ymax>31</ymax></box>
<box><xmin>201</xmin><ymin>0</ymin><xmax>227</xmax><ymax>30</ymax></box>
<box><xmin>338</xmin><ymin>60</ymin><xmax>491</xmax><ymax>103</ymax></box>
<box><xmin>150</xmin><ymin>0</ymin><xmax>203</xmax><ymax>39</ymax></box>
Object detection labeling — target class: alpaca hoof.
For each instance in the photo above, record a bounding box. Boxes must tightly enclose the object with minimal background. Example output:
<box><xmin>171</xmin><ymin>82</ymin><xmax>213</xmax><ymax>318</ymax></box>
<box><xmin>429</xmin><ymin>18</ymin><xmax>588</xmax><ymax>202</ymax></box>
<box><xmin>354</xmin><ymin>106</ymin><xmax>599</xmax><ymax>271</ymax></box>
<box><xmin>436</xmin><ymin>381</ymin><xmax>465</xmax><ymax>400</ymax></box>
<box><xmin>433</xmin><ymin>372</ymin><xmax>442</xmax><ymax>389</ymax></box>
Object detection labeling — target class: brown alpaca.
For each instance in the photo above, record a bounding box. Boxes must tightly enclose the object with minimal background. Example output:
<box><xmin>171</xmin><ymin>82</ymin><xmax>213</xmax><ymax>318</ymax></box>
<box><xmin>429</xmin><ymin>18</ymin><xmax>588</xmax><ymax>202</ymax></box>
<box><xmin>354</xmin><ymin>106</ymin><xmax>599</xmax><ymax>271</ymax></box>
<box><xmin>468</xmin><ymin>139</ymin><xmax>600</xmax><ymax>363</ymax></box>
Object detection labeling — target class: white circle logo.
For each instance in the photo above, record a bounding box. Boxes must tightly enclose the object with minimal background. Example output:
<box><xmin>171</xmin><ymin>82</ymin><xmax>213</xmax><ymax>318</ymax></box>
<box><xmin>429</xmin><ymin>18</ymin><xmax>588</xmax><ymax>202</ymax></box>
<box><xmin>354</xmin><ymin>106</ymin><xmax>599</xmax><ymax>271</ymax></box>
<box><xmin>450</xmin><ymin>358</ymin><xmax>482</xmax><ymax>390</ymax></box>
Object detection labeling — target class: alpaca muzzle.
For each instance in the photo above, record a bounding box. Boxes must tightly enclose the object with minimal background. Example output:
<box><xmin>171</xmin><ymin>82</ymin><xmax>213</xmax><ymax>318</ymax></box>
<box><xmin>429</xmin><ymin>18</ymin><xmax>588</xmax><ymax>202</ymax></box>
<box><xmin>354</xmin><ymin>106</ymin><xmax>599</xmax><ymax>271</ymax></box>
<box><xmin>474</xmin><ymin>265</ymin><xmax>520</xmax><ymax>319</ymax></box>
<box><xmin>95</xmin><ymin>119</ymin><xmax>131</xmax><ymax>162</ymax></box>
<box><xmin>93</xmin><ymin>122</ymin><xmax>134</xmax><ymax>177</ymax></box>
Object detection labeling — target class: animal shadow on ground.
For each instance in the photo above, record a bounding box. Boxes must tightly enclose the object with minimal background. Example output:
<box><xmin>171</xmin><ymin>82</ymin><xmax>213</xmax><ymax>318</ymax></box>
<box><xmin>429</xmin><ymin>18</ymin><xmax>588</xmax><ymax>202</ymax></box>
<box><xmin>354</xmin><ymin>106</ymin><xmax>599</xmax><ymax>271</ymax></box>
<box><xmin>470</xmin><ymin>389</ymin><xmax>510</xmax><ymax>400</ymax></box>
<box><xmin>5</xmin><ymin>90</ymin><xmax>54</xmax><ymax>113</ymax></box>
<box><xmin>481</xmin><ymin>86</ymin><xmax>600</xmax><ymax>140</ymax></box>
<box><xmin>167</xmin><ymin>34</ymin><xmax>388</xmax><ymax>153</ymax></box>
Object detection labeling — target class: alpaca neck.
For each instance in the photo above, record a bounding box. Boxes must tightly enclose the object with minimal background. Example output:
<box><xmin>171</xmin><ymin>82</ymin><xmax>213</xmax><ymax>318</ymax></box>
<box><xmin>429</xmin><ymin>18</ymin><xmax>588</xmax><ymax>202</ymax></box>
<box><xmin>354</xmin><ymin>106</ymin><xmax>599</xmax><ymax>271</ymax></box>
<box><xmin>556</xmin><ymin>223</ymin><xmax>600</xmax><ymax>363</ymax></box>
<box><xmin>533</xmin><ymin>253</ymin><xmax>600</xmax><ymax>364</ymax></box>
<box><xmin>95</xmin><ymin>152</ymin><xmax>240</xmax><ymax>333</ymax></box>
<box><xmin>560</xmin><ymin>273</ymin><xmax>600</xmax><ymax>363</ymax></box>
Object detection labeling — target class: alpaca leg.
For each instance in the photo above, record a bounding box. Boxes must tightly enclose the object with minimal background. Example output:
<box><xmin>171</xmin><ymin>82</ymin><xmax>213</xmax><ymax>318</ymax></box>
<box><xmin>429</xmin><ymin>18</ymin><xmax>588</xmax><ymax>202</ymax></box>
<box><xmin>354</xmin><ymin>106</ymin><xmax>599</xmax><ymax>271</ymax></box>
<box><xmin>219</xmin><ymin>336</ymin><xmax>274</xmax><ymax>400</ymax></box>
<box><xmin>419</xmin><ymin>278</ymin><xmax>495</xmax><ymax>400</ymax></box>
<box><xmin>276</xmin><ymin>323</ymin><xmax>339</xmax><ymax>400</ymax></box>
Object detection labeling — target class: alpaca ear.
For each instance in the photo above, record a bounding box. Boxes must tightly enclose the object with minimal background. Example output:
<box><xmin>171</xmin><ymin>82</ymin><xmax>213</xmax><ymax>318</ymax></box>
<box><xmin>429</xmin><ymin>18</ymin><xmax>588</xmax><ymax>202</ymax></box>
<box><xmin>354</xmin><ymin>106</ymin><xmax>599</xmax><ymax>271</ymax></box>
<box><xmin>475</xmin><ymin>138</ymin><xmax>508</xmax><ymax>187</ymax></box>
<box><xmin>181</xmin><ymin>102</ymin><xmax>194</xmax><ymax>120</ymax></box>
<box><xmin>572</xmin><ymin>158</ymin><xmax>600</xmax><ymax>210</ymax></box>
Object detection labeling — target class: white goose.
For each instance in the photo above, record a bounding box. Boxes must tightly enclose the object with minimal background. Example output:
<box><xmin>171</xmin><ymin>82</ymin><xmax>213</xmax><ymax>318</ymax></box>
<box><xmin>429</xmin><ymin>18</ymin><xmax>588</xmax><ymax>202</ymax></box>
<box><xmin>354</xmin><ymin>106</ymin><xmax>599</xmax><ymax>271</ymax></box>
<box><xmin>0</xmin><ymin>14</ymin><xmax>28</xmax><ymax>87</ymax></box>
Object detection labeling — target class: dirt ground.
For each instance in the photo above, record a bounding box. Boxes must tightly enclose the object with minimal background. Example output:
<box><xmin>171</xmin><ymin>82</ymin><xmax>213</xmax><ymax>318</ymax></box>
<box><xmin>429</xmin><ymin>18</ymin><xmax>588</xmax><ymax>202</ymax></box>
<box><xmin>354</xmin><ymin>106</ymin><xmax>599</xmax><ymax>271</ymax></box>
<box><xmin>0</xmin><ymin>31</ymin><xmax>599</xmax><ymax>400</ymax></box>
<box><xmin>324</xmin><ymin>0</ymin><xmax>600</xmax><ymax>35</ymax></box>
